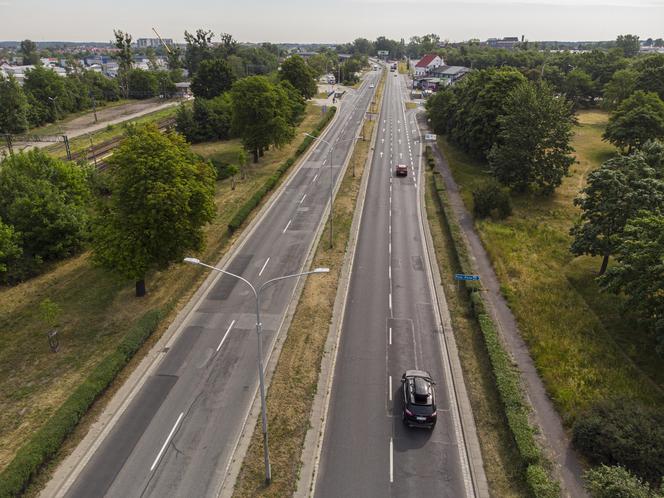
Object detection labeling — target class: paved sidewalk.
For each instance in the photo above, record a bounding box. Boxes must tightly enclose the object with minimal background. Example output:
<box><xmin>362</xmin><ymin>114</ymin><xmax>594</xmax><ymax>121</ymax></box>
<box><xmin>422</xmin><ymin>118</ymin><xmax>587</xmax><ymax>498</ymax></box>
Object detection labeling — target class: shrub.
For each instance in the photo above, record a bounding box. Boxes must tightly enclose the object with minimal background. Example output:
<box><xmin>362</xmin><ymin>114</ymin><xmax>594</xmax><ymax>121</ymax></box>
<box><xmin>573</xmin><ymin>399</ymin><xmax>664</xmax><ymax>486</ymax></box>
<box><xmin>584</xmin><ymin>465</ymin><xmax>662</xmax><ymax>498</ymax></box>
<box><xmin>527</xmin><ymin>464</ymin><xmax>561</xmax><ymax>498</ymax></box>
<box><xmin>472</xmin><ymin>180</ymin><xmax>513</xmax><ymax>219</ymax></box>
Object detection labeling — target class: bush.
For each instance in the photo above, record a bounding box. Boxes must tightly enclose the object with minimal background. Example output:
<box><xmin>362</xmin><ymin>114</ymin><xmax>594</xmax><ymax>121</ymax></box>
<box><xmin>527</xmin><ymin>464</ymin><xmax>562</xmax><ymax>498</ymax></box>
<box><xmin>573</xmin><ymin>399</ymin><xmax>664</xmax><ymax>486</ymax></box>
<box><xmin>0</xmin><ymin>309</ymin><xmax>163</xmax><ymax>497</ymax></box>
<box><xmin>472</xmin><ymin>180</ymin><xmax>513</xmax><ymax>219</ymax></box>
<box><xmin>584</xmin><ymin>465</ymin><xmax>662</xmax><ymax>498</ymax></box>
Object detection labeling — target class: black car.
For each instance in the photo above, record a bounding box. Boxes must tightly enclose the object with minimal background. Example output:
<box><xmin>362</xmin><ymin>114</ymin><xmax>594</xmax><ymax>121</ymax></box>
<box><xmin>401</xmin><ymin>370</ymin><xmax>437</xmax><ymax>429</ymax></box>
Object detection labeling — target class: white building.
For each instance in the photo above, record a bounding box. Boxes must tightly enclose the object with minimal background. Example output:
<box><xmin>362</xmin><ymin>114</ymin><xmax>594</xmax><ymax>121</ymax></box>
<box><xmin>414</xmin><ymin>54</ymin><xmax>444</xmax><ymax>76</ymax></box>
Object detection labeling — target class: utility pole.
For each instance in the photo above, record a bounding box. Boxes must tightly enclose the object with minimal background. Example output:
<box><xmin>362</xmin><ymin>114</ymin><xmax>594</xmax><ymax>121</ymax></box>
<box><xmin>90</xmin><ymin>92</ymin><xmax>98</xmax><ymax>123</ymax></box>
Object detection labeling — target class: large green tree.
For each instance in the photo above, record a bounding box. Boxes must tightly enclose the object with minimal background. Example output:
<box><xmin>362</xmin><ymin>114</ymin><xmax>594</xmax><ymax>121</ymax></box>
<box><xmin>563</xmin><ymin>68</ymin><xmax>596</xmax><ymax>108</ymax></box>
<box><xmin>19</xmin><ymin>39</ymin><xmax>39</xmax><ymax>65</ymax></box>
<box><xmin>279</xmin><ymin>55</ymin><xmax>317</xmax><ymax>100</ymax></box>
<box><xmin>603</xmin><ymin>91</ymin><xmax>664</xmax><ymax>152</ymax></box>
<box><xmin>0</xmin><ymin>74</ymin><xmax>29</xmax><ymax>133</ymax></box>
<box><xmin>184</xmin><ymin>29</ymin><xmax>214</xmax><ymax>75</ymax></box>
<box><xmin>93</xmin><ymin>125</ymin><xmax>216</xmax><ymax>296</ymax></box>
<box><xmin>22</xmin><ymin>65</ymin><xmax>68</xmax><ymax>124</ymax></box>
<box><xmin>570</xmin><ymin>153</ymin><xmax>664</xmax><ymax>274</ymax></box>
<box><xmin>230</xmin><ymin>76</ymin><xmax>295</xmax><ymax>163</ymax></box>
<box><xmin>488</xmin><ymin>81</ymin><xmax>576</xmax><ymax>193</ymax></box>
<box><xmin>600</xmin><ymin>214</ymin><xmax>664</xmax><ymax>347</ymax></box>
<box><xmin>0</xmin><ymin>150</ymin><xmax>91</xmax><ymax>267</ymax></box>
<box><xmin>126</xmin><ymin>68</ymin><xmax>158</xmax><ymax>99</ymax></box>
<box><xmin>176</xmin><ymin>93</ymin><xmax>233</xmax><ymax>143</ymax></box>
<box><xmin>616</xmin><ymin>34</ymin><xmax>641</xmax><ymax>58</ymax></box>
<box><xmin>602</xmin><ymin>68</ymin><xmax>638</xmax><ymax>110</ymax></box>
<box><xmin>191</xmin><ymin>58</ymin><xmax>236</xmax><ymax>99</ymax></box>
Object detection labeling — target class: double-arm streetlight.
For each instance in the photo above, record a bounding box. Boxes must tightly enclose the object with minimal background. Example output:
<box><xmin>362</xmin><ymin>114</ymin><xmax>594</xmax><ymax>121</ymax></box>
<box><xmin>183</xmin><ymin>257</ymin><xmax>329</xmax><ymax>484</ymax></box>
<box><xmin>304</xmin><ymin>133</ymin><xmax>361</xmax><ymax>248</ymax></box>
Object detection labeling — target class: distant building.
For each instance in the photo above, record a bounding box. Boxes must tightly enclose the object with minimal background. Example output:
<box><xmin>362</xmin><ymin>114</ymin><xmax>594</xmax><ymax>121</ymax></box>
<box><xmin>485</xmin><ymin>37</ymin><xmax>520</xmax><ymax>50</ymax></box>
<box><xmin>136</xmin><ymin>38</ymin><xmax>173</xmax><ymax>48</ymax></box>
<box><xmin>428</xmin><ymin>65</ymin><xmax>470</xmax><ymax>85</ymax></box>
<box><xmin>0</xmin><ymin>63</ymin><xmax>66</xmax><ymax>85</ymax></box>
<box><xmin>414</xmin><ymin>54</ymin><xmax>444</xmax><ymax>76</ymax></box>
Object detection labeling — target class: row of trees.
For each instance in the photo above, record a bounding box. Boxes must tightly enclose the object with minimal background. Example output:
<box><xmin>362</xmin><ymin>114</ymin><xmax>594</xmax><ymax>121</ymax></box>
<box><xmin>427</xmin><ymin>67</ymin><xmax>576</xmax><ymax>194</ymax></box>
<box><xmin>177</xmin><ymin>52</ymin><xmax>314</xmax><ymax>160</ymax></box>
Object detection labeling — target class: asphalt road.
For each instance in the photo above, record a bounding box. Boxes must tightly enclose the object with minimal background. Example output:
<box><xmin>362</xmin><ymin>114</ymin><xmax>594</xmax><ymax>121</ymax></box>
<box><xmin>62</xmin><ymin>71</ymin><xmax>381</xmax><ymax>498</ymax></box>
<box><xmin>314</xmin><ymin>72</ymin><xmax>474</xmax><ymax>497</ymax></box>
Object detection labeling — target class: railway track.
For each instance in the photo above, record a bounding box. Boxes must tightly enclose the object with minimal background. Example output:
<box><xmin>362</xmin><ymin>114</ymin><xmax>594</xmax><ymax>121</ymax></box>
<box><xmin>75</xmin><ymin>117</ymin><xmax>176</xmax><ymax>170</ymax></box>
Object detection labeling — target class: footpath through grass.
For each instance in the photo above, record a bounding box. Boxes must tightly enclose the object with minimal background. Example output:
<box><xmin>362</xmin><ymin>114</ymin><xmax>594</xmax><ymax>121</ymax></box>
<box><xmin>0</xmin><ymin>103</ymin><xmax>327</xmax><ymax>488</ymax></box>
<box><xmin>437</xmin><ymin>109</ymin><xmax>664</xmax><ymax>425</ymax></box>
<box><xmin>233</xmin><ymin>74</ymin><xmax>385</xmax><ymax>498</ymax></box>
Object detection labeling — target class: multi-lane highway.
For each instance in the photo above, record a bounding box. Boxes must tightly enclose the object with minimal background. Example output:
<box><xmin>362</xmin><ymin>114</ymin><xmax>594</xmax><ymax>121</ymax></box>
<box><xmin>314</xmin><ymin>71</ymin><xmax>476</xmax><ymax>497</ymax></box>
<box><xmin>58</xmin><ymin>70</ymin><xmax>380</xmax><ymax>498</ymax></box>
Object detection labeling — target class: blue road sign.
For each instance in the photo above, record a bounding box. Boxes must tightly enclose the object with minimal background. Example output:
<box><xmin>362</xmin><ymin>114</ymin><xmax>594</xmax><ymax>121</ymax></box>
<box><xmin>454</xmin><ymin>274</ymin><xmax>480</xmax><ymax>281</ymax></box>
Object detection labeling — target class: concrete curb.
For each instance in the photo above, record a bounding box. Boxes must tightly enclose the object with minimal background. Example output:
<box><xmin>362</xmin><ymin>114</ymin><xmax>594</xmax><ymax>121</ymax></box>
<box><xmin>220</xmin><ymin>77</ymin><xmax>377</xmax><ymax>497</ymax></box>
<box><xmin>42</xmin><ymin>102</ymin><xmax>344</xmax><ymax>498</ymax></box>
<box><xmin>295</xmin><ymin>70</ymin><xmax>385</xmax><ymax>498</ymax></box>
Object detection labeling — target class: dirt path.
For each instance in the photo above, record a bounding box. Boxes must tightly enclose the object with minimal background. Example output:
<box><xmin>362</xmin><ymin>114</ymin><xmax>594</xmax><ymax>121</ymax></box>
<box><xmin>420</xmin><ymin>116</ymin><xmax>587</xmax><ymax>498</ymax></box>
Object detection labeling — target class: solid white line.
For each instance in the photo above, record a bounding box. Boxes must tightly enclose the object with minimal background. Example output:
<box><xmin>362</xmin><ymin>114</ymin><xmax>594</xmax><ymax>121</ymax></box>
<box><xmin>150</xmin><ymin>412</ymin><xmax>184</xmax><ymax>472</ymax></box>
<box><xmin>283</xmin><ymin>219</ymin><xmax>292</xmax><ymax>233</ymax></box>
<box><xmin>390</xmin><ymin>437</ymin><xmax>394</xmax><ymax>483</ymax></box>
<box><xmin>258</xmin><ymin>257</ymin><xmax>270</xmax><ymax>276</ymax></box>
<box><xmin>300</xmin><ymin>194</ymin><xmax>307</xmax><ymax>204</ymax></box>
<box><xmin>389</xmin><ymin>376</ymin><xmax>393</xmax><ymax>401</ymax></box>
<box><xmin>216</xmin><ymin>319</ymin><xmax>236</xmax><ymax>352</ymax></box>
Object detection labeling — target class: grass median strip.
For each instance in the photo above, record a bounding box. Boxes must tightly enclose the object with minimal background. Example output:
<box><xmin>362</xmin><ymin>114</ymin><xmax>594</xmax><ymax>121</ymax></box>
<box><xmin>233</xmin><ymin>75</ymin><xmax>385</xmax><ymax>498</ymax></box>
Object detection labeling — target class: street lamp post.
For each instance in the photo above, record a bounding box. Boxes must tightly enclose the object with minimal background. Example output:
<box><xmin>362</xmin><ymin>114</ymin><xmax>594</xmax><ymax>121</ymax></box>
<box><xmin>183</xmin><ymin>257</ymin><xmax>329</xmax><ymax>485</ymax></box>
<box><xmin>304</xmin><ymin>133</ymin><xmax>361</xmax><ymax>248</ymax></box>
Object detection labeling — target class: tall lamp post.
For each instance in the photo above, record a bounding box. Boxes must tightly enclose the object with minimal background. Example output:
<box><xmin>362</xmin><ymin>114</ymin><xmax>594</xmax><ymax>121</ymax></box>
<box><xmin>304</xmin><ymin>133</ymin><xmax>361</xmax><ymax>248</ymax></box>
<box><xmin>183</xmin><ymin>257</ymin><xmax>329</xmax><ymax>484</ymax></box>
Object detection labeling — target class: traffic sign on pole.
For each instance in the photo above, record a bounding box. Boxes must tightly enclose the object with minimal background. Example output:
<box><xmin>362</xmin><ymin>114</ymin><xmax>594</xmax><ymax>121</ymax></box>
<box><xmin>454</xmin><ymin>274</ymin><xmax>480</xmax><ymax>281</ymax></box>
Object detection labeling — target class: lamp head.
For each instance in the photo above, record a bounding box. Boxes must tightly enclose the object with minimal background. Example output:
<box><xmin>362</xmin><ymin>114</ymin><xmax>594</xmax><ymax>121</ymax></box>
<box><xmin>184</xmin><ymin>257</ymin><xmax>200</xmax><ymax>265</ymax></box>
<box><xmin>313</xmin><ymin>267</ymin><xmax>330</xmax><ymax>273</ymax></box>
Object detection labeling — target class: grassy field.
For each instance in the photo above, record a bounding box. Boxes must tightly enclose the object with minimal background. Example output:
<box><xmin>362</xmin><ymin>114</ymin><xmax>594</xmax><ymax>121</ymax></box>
<box><xmin>0</xmin><ymin>103</ymin><xmax>327</xmax><ymax>479</ymax></box>
<box><xmin>424</xmin><ymin>169</ymin><xmax>530</xmax><ymax>497</ymax></box>
<box><xmin>233</xmin><ymin>73</ymin><xmax>385</xmax><ymax>498</ymax></box>
<box><xmin>437</xmin><ymin>109</ymin><xmax>664</xmax><ymax>424</ymax></box>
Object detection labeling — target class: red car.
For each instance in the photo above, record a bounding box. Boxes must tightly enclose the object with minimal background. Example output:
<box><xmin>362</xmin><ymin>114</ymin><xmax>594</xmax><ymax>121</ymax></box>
<box><xmin>395</xmin><ymin>164</ymin><xmax>408</xmax><ymax>176</ymax></box>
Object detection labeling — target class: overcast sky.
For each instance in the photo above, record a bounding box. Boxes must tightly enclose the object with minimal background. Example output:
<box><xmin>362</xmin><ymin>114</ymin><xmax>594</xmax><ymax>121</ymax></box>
<box><xmin>1</xmin><ymin>0</ymin><xmax>662</xmax><ymax>43</ymax></box>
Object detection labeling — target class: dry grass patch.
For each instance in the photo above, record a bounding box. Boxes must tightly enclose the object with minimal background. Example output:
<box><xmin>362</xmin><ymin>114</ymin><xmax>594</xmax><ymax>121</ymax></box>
<box><xmin>0</xmin><ymin>103</ymin><xmax>325</xmax><ymax>481</ymax></box>
<box><xmin>233</xmin><ymin>75</ymin><xmax>385</xmax><ymax>498</ymax></box>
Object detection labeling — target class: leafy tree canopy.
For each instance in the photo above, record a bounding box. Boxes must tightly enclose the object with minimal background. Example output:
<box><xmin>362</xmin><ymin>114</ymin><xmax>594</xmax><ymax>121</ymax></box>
<box><xmin>191</xmin><ymin>58</ymin><xmax>236</xmax><ymax>99</ymax></box>
<box><xmin>603</xmin><ymin>90</ymin><xmax>664</xmax><ymax>152</ymax></box>
<box><xmin>92</xmin><ymin>125</ymin><xmax>216</xmax><ymax>296</ymax></box>
<box><xmin>488</xmin><ymin>81</ymin><xmax>576</xmax><ymax>193</ymax></box>
<box><xmin>279</xmin><ymin>55</ymin><xmax>317</xmax><ymax>99</ymax></box>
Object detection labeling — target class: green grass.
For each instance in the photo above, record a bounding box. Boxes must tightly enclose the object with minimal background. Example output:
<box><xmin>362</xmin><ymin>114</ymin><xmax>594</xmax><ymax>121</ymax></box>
<box><xmin>437</xmin><ymin>109</ymin><xmax>664</xmax><ymax>424</ymax></box>
<box><xmin>0</xmin><ymin>103</ymin><xmax>326</xmax><ymax>482</ymax></box>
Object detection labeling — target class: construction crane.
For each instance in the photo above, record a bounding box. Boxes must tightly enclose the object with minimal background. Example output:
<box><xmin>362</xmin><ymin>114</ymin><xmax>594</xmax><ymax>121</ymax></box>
<box><xmin>151</xmin><ymin>27</ymin><xmax>172</xmax><ymax>54</ymax></box>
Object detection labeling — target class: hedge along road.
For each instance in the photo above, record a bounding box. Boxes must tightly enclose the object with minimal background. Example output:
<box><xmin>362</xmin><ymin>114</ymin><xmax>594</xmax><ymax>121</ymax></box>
<box><xmin>53</xmin><ymin>72</ymin><xmax>382</xmax><ymax>498</ymax></box>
